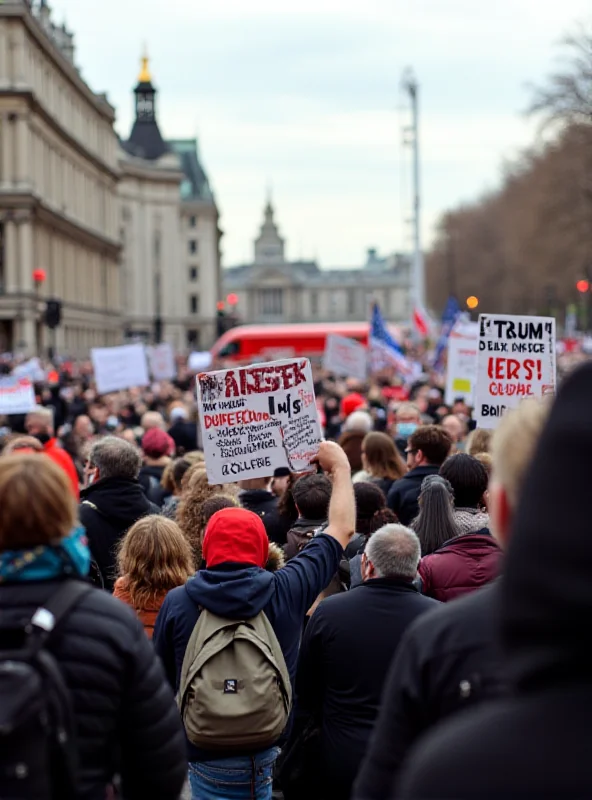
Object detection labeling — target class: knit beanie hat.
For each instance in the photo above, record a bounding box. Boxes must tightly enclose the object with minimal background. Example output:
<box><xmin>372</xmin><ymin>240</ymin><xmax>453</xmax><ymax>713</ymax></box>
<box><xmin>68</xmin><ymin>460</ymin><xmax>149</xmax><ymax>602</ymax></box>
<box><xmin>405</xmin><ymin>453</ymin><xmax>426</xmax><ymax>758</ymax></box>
<box><xmin>202</xmin><ymin>508</ymin><xmax>269</xmax><ymax>569</ymax></box>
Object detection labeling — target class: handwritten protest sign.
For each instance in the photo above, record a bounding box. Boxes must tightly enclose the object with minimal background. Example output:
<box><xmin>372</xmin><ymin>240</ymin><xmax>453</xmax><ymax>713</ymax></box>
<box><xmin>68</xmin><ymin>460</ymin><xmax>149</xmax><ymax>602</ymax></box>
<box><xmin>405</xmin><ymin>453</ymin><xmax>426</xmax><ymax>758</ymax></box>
<box><xmin>197</xmin><ymin>358</ymin><xmax>322</xmax><ymax>484</ymax></box>
<box><xmin>475</xmin><ymin>314</ymin><xmax>556</xmax><ymax>429</ymax></box>
<box><xmin>188</xmin><ymin>351</ymin><xmax>213</xmax><ymax>373</ymax></box>
<box><xmin>13</xmin><ymin>357</ymin><xmax>46</xmax><ymax>383</ymax></box>
<box><xmin>147</xmin><ymin>343</ymin><xmax>176</xmax><ymax>381</ymax></box>
<box><xmin>91</xmin><ymin>344</ymin><xmax>149</xmax><ymax>394</ymax></box>
<box><xmin>323</xmin><ymin>334</ymin><xmax>367</xmax><ymax>381</ymax></box>
<box><xmin>0</xmin><ymin>378</ymin><xmax>36</xmax><ymax>414</ymax></box>
<box><xmin>445</xmin><ymin>320</ymin><xmax>478</xmax><ymax>406</ymax></box>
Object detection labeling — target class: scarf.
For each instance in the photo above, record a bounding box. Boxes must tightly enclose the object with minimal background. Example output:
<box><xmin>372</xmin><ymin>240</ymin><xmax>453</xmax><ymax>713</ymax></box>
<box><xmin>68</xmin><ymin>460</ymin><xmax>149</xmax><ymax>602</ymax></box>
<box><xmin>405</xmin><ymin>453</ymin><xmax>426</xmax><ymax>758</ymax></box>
<box><xmin>0</xmin><ymin>526</ymin><xmax>91</xmax><ymax>584</ymax></box>
<box><xmin>454</xmin><ymin>507</ymin><xmax>490</xmax><ymax>536</ymax></box>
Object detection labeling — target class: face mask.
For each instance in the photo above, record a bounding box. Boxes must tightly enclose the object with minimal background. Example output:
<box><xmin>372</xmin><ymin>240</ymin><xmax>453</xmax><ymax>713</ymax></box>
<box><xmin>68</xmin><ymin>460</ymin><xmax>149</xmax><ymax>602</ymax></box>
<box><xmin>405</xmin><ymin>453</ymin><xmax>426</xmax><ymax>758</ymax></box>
<box><xmin>397</xmin><ymin>422</ymin><xmax>418</xmax><ymax>438</ymax></box>
<box><xmin>34</xmin><ymin>432</ymin><xmax>51</xmax><ymax>445</ymax></box>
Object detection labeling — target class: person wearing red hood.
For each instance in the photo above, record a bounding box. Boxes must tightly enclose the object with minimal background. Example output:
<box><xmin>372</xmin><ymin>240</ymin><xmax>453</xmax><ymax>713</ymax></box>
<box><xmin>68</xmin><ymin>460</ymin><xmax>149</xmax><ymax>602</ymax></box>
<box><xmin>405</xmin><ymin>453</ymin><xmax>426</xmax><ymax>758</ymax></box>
<box><xmin>341</xmin><ymin>392</ymin><xmax>367</xmax><ymax>420</ymax></box>
<box><xmin>139</xmin><ymin>427</ymin><xmax>174</xmax><ymax>506</ymax></box>
<box><xmin>154</xmin><ymin>441</ymin><xmax>356</xmax><ymax>800</ymax></box>
<box><xmin>26</xmin><ymin>406</ymin><xmax>79</xmax><ymax>499</ymax></box>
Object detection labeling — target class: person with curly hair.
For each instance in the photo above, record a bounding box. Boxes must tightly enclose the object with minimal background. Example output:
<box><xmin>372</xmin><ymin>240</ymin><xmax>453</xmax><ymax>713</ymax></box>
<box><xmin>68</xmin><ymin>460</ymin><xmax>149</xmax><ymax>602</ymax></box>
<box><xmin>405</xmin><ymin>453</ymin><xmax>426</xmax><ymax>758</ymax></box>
<box><xmin>114</xmin><ymin>515</ymin><xmax>194</xmax><ymax>639</ymax></box>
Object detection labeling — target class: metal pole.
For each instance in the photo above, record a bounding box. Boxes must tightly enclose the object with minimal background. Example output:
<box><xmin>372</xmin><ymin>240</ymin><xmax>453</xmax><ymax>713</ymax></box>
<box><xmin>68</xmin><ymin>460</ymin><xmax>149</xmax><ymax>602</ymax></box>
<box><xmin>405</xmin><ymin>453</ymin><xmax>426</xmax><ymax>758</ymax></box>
<box><xmin>402</xmin><ymin>68</ymin><xmax>425</xmax><ymax>310</ymax></box>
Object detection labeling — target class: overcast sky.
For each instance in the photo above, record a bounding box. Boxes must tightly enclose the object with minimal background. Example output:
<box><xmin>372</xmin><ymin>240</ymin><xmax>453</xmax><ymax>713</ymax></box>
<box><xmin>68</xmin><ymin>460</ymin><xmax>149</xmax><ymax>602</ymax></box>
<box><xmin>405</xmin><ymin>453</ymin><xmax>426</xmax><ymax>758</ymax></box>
<box><xmin>52</xmin><ymin>0</ymin><xmax>590</xmax><ymax>268</ymax></box>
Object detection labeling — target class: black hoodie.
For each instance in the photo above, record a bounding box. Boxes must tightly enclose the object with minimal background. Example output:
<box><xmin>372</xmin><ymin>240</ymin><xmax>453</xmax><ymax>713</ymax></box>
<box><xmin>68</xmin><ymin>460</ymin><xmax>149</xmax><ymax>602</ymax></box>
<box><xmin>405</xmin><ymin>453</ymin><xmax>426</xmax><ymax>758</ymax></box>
<box><xmin>80</xmin><ymin>477</ymin><xmax>159</xmax><ymax>591</ymax></box>
<box><xmin>396</xmin><ymin>363</ymin><xmax>592</xmax><ymax>800</ymax></box>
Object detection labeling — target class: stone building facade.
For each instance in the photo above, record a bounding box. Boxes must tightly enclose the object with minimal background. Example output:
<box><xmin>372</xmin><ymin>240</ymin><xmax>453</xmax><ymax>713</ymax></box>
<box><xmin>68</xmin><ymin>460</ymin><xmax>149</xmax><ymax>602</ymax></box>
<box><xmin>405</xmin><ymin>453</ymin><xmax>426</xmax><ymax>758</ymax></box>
<box><xmin>0</xmin><ymin>0</ymin><xmax>121</xmax><ymax>356</ymax></box>
<box><xmin>224</xmin><ymin>202</ymin><xmax>412</xmax><ymax>326</ymax></box>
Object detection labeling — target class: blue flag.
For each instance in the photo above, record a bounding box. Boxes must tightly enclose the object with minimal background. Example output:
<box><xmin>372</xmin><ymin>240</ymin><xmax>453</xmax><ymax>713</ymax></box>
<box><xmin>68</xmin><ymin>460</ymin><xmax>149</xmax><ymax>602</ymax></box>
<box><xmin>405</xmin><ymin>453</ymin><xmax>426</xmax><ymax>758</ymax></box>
<box><xmin>369</xmin><ymin>304</ymin><xmax>419</xmax><ymax>378</ymax></box>
<box><xmin>433</xmin><ymin>296</ymin><xmax>461</xmax><ymax>371</ymax></box>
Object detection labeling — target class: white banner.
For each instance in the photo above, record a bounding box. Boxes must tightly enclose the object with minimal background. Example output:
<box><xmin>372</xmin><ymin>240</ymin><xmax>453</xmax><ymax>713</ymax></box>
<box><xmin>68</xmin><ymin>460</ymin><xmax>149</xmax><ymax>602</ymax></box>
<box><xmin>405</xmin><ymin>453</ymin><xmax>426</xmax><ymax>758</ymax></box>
<box><xmin>475</xmin><ymin>314</ymin><xmax>556</xmax><ymax>429</ymax></box>
<box><xmin>445</xmin><ymin>321</ymin><xmax>479</xmax><ymax>406</ymax></box>
<box><xmin>323</xmin><ymin>334</ymin><xmax>367</xmax><ymax>381</ymax></box>
<box><xmin>12</xmin><ymin>357</ymin><xmax>46</xmax><ymax>383</ymax></box>
<box><xmin>147</xmin><ymin>343</ymin><xmax>176</xmax><ymax>381</ymax></box>
<box><xmin>197</xmin><ymin>358</ymin><xmax>322</xmax><ymax>484</ymax></box>
<box><xmin>91</xmin><ymin>344</ymin><xmax>150</xmax><ymax>394</ymax></box>
<box><xmin>0</xmin><ymin>378</ymin><xmax>36</xmax><ymax>414</ymax></box>
<box><xmin>188</xmin><ymin>351</ymin><xmax>213</xmax><ymax>373</ymax></box>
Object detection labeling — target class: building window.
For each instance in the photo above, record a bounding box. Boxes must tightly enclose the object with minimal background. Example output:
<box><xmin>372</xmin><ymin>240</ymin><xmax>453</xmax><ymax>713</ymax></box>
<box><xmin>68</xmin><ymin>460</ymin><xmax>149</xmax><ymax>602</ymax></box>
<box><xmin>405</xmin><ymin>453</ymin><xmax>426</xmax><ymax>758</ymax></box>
<box><xmin>258</xmin><ymin>288</ymin><xmax>283</xmax><ymax>316</ymax></box>
<box><xmin>189</xmin><ymin>239</ymin><xmax>198</xmax><ymax>255</ymax></box>
<box><xmin>190</xmin><ymin>295</ymin><xmax>199</xmax><ymax>315</ymax></box>
<box><xmin>187</xmin><ymin>329</ymin><xmax>200</xmax><ymax>348</ymax></box>
<box><xmin>189</xmin><ymin>266</ymin><xmax>198</xmax><ymax>282</ymax></box>
<box><xmin>310</xmin><ymin>293</ymin><xmax>318</xmax><ymax>316</ymax></box>
<box><xmin>189</xmin><ymin>215</ymin><xmax>197</xmax><ymax>228</ymax></box>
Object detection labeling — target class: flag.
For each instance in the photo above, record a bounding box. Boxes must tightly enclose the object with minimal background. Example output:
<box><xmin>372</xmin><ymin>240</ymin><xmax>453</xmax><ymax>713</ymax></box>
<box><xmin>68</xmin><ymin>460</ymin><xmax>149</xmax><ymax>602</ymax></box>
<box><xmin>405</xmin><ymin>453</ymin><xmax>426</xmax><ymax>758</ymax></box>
<box><xmin>413</xmin><ymin>305</ymin><xmax>431</xmax><ymax>338</ymax></box>
<box><xmin>433</xmin><ymin>296</ymin><xmax>461</xmax><ymax>371</ymax></box>
<box><xmin>370</xmin><ymin>303</ymin><xmax>419</xmax><ymax>378</ymax></box>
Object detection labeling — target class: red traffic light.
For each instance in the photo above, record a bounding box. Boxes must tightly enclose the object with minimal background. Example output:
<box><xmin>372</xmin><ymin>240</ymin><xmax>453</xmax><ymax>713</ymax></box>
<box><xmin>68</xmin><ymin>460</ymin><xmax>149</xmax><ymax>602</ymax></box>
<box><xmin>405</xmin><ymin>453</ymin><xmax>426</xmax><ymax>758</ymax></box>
<box><xmin>32</xmin><ymin>268</ymin><xmax>46</xmax><ymax>284</ymax></box>
<box><xmin>577</xmin><ymin>280</ymin><xmax>590</xmax><ymax>294</ymax></box>
<box><xmin>216</xmin><ymin>301</ymin><xmax>225</xmax><ymax>312</ymax></box>
<box><xmin>227</xmin><ymin>293</ymin><xmax>239</xmax><ymax>306</ymax></box>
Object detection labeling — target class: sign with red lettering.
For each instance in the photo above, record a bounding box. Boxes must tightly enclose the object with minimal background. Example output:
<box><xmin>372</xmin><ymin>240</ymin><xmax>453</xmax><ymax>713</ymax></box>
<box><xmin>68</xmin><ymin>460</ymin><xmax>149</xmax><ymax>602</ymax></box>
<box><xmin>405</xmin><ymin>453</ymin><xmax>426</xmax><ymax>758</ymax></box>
<box><xmin>196</xmin><ymin>358</ymin><xmax>322</xmax><ymax>484</ymax></box>
<box><xmin>475</xmin><ymin>314</ymin><xmax>556</xmax><ymax>429</ymax></box>
<box><xmin>323</xmin><ymin>334</ymin><xmax>367</xmax><ymax>381</ymax></box>
<box><xmin>0</xmin><ymin>377</ymin><xmax>36</xmax><ymax>414</ymax></box>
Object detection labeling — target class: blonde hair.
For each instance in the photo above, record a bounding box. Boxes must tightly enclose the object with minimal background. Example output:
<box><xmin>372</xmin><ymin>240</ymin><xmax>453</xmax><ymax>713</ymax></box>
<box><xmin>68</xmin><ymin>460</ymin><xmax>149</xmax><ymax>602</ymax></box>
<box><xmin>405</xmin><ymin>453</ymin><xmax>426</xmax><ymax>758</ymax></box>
<box><xmin>466</xmin><ymin>428</ymin><xmax>493</xmax><ymax>456</ymax></box>
<box><xmin>491</xmin><ymin>399</ymin><xmax>550</xmax><ymax>509</ymax></box>
<box><xmin>0</xmin><ymin>455</ymin><xmax>76</xmax><ymax>549</ymax></box>
<box><xmin>117</xmin><ymin>515</ymin><xmax>194</xmax><ymax>608</ymax></box>
<box><xmin>3</xmin><ymin>435</ymin><xmax>44</xmax><ymax>455</ymax></box>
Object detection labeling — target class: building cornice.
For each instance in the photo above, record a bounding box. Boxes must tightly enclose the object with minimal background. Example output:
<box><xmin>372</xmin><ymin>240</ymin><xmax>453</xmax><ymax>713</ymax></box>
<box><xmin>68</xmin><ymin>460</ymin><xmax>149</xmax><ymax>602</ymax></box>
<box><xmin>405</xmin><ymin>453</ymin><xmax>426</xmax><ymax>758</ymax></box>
<box><xmin>119</xmin><ymin>157</ymin><xmax>184</xmax><ymax>185</ymax></box>
<box><xmin>0</xmin><ymin>2</ymin><xmax>116</xmax><ymax>122</ymax></box>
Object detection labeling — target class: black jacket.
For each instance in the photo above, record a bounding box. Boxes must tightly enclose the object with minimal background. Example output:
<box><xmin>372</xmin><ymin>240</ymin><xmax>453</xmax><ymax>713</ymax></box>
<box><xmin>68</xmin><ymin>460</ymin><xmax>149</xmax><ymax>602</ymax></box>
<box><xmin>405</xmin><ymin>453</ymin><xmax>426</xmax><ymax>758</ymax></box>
<box><xmin>387</xmin><ymin>465</ymin><xmax>440</xmax><ymax>525</ymax></box>
<box><xmin>239</xmin><ymin>489</ymin><xmax>280</xmax><ymax>541</ymax></box>
<box><xmin>396</xmin><ymin>363</ymin><xmax>592</xmax><ymax>799</ymax></box>
<box><xmin>138</xmin><ymin>464</ymin><xmax>169</xmax><ymax>506</ymax></box>
<box><xmin>168</xmin><ymin>419</ymin><xmax>198</xmax><ymax>454</ymax></box>
<box><xmin>354</xmin><ymin>582</ymin><xmax>503</xmax><ymax>799</ymax></box>
<box><xmin>79</xmin><ymin>477</ymin><xmax>159</xmax><ymax>591</ymax></box>
<box><xmin>297</xmin><ymin>578</ymin><xmax>438</xmax><ymax>799</ymax></box>
<box><xmin>0</xmin><ymin>579</ymin><xmax>186</xmax><ymax>800</ymax></box>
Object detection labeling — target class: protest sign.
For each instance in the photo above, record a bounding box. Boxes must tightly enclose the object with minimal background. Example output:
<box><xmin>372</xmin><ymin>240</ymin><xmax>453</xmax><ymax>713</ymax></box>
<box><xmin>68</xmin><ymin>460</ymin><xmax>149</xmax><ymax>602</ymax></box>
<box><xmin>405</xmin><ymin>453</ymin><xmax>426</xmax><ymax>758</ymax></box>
<box><xmin>197</xmin><ymin>358</ymin><xmax>322</xmax><ymax>484</ymax></box>
<box><xmin>147</xmin><ymin>343</ymin><xmax>176</xmax><ymax>381</ymax></box>
<box><xmin>0</xmin><ymin>378</ymin><xmax>36</xmax><ymax>414</ymax></box>
<box><xmin>188</xmin><ymin>351</ymin><xmax>213</xmax><ymax>373</ymax></box>
<box><xmin>323</xmin><ymin>334</ymin><xmax>367</xmax><ymax>381</ymax></box>
<box><xmin>475</xmin><ymin>314</ymin><xmax>556</xmax><ymax>429</ymax></box>
<box><xmin>445</xmin><ymin>320</ymin><xmax>479</xmax><ymax>406</ymax></box>
<box><xmin>13</xmin><ymin>357</ymin><xmax>46</xmax><ymax>383</ymax></box>
<box><xmin>91</xmin><ymin>344</ymin><xmax>149</xmax><ymax>394</ymax></box>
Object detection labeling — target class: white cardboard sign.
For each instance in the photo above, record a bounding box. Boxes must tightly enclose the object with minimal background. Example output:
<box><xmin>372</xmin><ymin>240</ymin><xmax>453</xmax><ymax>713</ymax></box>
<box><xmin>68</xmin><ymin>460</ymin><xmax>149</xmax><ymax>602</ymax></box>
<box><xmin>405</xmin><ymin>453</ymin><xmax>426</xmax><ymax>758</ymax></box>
<box><xmin>197</xmin><ymin>358</ymin><xmax>322</xmax><ymax>484</ymax></box>
<box><xmin>445</xmin><ymin>321</ymin><xmax>479</xmax><ymax>406</ymax></box>
<box><xmin>188</xmin><ymin>351</ymin><xmax>213</xmax><ymax>373</ymax></box>
<box><xmin>12</xmin><ymin>357</ymin><xmax>46</xmax><ymax>383</ymax></box>
<box><xmin>323</xmin><ymin>334</ymin><xmax>367</xmax><ymax>381</ymax></box>
<box><xmin>0</xmin><ymin>378</ymin><xmax>36</xmax><ymax>414</ymax></box>
<box><xmin>476</xmin><ymin>314</ymin><xmax>556</xmax><ymax>429</ymax></box>
<box><xmin>147</xmin><ymin>343</ymin><xmax>176</xmax><ymax>381</ymax></box>
<box><xmin>91</xmin><ymin>344</ymin><xmax>150</xmax><ymax>394</ymax></box>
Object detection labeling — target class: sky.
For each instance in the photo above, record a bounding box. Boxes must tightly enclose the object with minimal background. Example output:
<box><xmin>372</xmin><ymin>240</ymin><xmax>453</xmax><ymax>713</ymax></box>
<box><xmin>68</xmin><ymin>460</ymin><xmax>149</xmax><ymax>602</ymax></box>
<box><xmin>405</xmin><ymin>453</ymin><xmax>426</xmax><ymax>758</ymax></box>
<box><xmin>51</xmin><ymin>0</ymin><xmax>590</xmax><ymax>268</ymax></box>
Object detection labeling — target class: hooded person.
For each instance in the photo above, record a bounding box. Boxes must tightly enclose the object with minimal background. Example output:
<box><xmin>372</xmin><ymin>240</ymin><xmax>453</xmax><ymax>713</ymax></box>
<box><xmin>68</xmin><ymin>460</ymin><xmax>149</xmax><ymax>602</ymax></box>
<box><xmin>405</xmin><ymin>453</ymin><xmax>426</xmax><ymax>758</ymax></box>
<box><xmin>395</xmin><ymin>364</ymin><xmax>592</xmax><ymax>800</ymax></box>
<box><xmin>139</xmin><ymin>428</ymin><xmax>174</xmax><ymax>506</ymax></box>
<box><xmin>153</xmin><ymin>440</ymin><xmax>357</xmax><ymax>800</ymax></box>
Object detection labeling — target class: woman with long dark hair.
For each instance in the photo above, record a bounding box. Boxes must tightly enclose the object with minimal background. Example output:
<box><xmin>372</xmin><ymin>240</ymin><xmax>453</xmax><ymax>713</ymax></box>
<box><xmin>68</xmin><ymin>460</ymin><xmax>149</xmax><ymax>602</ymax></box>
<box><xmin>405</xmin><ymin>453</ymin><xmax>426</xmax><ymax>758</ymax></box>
<box><xmin>411</xmin><ymin>474</ymin><xmax>457</xmax><ymax>556</ymax></box>
<box><xmin>361</xmin><ymin>432</ymin><xmax>407</xmax><ymax>496</ymax></box>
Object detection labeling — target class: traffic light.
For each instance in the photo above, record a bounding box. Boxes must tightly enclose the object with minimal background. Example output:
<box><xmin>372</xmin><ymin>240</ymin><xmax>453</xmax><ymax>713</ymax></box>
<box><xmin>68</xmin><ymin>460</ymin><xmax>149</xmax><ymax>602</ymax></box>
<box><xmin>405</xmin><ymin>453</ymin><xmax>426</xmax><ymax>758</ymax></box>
<box><xmin>216</xmin><ymin>301</ymin><xmax>226</xmax><ymax>337</ymax></box>
<box><xmin>577</xmin><ymin>280</ymin><xmax>589</xmax><ymax>294</ymax></box>
<box><xmin>45</xmin><ymin>299</ymin><xmax>62</xmax><ymax>329</ymax></box>
<box><xmin>466</xmin><ymin>296</ymin><xmax>479</xmax><ymax>310</ymax></box>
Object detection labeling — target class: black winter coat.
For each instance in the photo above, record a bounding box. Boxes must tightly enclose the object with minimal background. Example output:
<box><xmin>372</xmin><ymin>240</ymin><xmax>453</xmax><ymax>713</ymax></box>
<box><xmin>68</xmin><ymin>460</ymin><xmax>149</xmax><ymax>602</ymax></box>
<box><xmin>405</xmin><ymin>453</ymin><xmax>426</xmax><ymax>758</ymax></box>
<box><xmin>239</xmin><ymin>489</ymin><xmax>281</xmax><ymax>542</ymax></box>
<box><xmin>354</xmin><ymin>582</ymin><xmax>503</xmax><ymax>799</ymax></box>
<box><xmin>297</xmin><ymin>578</ymin><xmax>438</xmax><ymax>799</ymax></box>
<box><xmin>79</xmin><ymin>477</ymin><xmax>159</xmax><ymax>591</ymax></box>
<box><xmin>0</xmin><ymin>579</ymin><xmax>187</xmax><ymax>800</ymax></box>
<box><xmin>168</xmin><ymin>419</ymin><xmax>198</xmax><ymax>454</ymax></box>
<box><xmin>387</xmin><ymin>465</ymin><xmax>440</xmax><ymax>525</ymax></box>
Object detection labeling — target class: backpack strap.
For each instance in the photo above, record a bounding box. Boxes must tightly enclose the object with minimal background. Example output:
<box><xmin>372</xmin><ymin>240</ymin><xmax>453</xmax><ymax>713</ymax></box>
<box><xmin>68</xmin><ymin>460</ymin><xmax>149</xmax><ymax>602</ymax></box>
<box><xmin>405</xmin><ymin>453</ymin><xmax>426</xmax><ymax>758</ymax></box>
<box><xmin>27</xmin><ymin>581</ymin><xmax>93</xmax><ymax>653</ymax></box>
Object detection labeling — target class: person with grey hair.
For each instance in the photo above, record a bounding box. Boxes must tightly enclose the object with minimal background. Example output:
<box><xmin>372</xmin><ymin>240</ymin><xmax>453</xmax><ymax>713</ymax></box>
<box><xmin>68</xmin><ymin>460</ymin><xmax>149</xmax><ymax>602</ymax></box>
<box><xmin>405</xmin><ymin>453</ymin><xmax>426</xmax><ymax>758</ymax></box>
<box><xmin>80</xmin><ymin>436</ymin><xmax>159</xmax><ymax>591</ymax></box>
<box><xmin>295</xmin><ymin>524</ymin><xmax>437</xmax><ymax>800</ymax></box>
<box><xmin>25</xmin><ymin>405</ymin><xmax>80</xmax><ymax>498</ymax></box>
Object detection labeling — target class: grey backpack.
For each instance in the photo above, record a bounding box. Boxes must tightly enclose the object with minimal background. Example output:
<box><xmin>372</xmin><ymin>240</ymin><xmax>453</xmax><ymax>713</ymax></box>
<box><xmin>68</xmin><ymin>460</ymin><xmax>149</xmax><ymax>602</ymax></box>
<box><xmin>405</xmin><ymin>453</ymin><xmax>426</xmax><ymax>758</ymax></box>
<box><xmin>178</xmin><ymin>608</ymin><xmax>292</xmax><ymax>751</ymax></box>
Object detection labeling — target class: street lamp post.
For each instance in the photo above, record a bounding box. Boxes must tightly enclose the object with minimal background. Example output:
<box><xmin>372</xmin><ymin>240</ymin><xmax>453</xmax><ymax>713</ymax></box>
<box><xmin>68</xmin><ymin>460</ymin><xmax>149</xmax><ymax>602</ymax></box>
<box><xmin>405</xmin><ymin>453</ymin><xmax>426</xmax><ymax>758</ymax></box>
<box><xmin>32</xmin><ymin>268</ymin><xmax>46</xmax><ymax>355</ymax></box>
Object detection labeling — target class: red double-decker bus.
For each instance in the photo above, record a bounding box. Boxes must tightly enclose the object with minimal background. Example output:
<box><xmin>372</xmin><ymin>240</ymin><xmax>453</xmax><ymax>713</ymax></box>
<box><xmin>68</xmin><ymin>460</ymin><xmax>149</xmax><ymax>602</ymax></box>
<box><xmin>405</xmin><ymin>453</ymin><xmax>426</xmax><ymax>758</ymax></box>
<box><xmin>210</xmin><ymin>322</ymin><xmax>401</xmax><ymax>364</ymax></box>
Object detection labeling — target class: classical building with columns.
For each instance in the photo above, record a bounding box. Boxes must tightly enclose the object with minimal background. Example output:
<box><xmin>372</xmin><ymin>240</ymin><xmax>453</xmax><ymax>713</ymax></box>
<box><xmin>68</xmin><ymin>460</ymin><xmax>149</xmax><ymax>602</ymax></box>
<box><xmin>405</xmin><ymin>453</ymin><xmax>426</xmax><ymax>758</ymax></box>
<box><xmin>224</xmin><ymin>201</ymin><xmax>412</xmax><ymax>325</ymax></box>
<box><xmin>0</xmin><ymin>0</ymin><xmax>121</xmax><ymax>356</ymax></box>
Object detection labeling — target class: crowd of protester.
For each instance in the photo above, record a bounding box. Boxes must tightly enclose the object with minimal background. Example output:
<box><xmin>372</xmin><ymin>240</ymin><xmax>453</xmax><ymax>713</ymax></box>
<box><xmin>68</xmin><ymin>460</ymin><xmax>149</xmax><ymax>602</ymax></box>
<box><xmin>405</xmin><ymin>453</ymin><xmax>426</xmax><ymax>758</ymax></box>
<box><xmin>0</xmin><ymin>354</ymin><xmax>588</xmax><ymax>800</ymax></box>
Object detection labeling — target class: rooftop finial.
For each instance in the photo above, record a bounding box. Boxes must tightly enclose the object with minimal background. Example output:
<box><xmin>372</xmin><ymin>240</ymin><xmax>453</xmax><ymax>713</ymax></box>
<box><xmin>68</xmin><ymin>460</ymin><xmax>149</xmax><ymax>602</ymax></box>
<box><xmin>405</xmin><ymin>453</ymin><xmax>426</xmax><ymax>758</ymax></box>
<box><xmin>138</xmin><ymin>46</ymin><xmax>151</xmax><ymax>83</ymax></box>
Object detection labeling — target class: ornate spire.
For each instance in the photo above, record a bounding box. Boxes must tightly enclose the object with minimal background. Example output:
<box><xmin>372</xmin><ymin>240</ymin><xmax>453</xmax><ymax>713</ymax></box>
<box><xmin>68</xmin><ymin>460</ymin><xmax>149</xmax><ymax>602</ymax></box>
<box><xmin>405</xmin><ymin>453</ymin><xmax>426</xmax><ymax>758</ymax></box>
<box><xmin>138</xmin><ymin>52</ymin><xmax>151</xmax><ymax>84</ymax></box>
